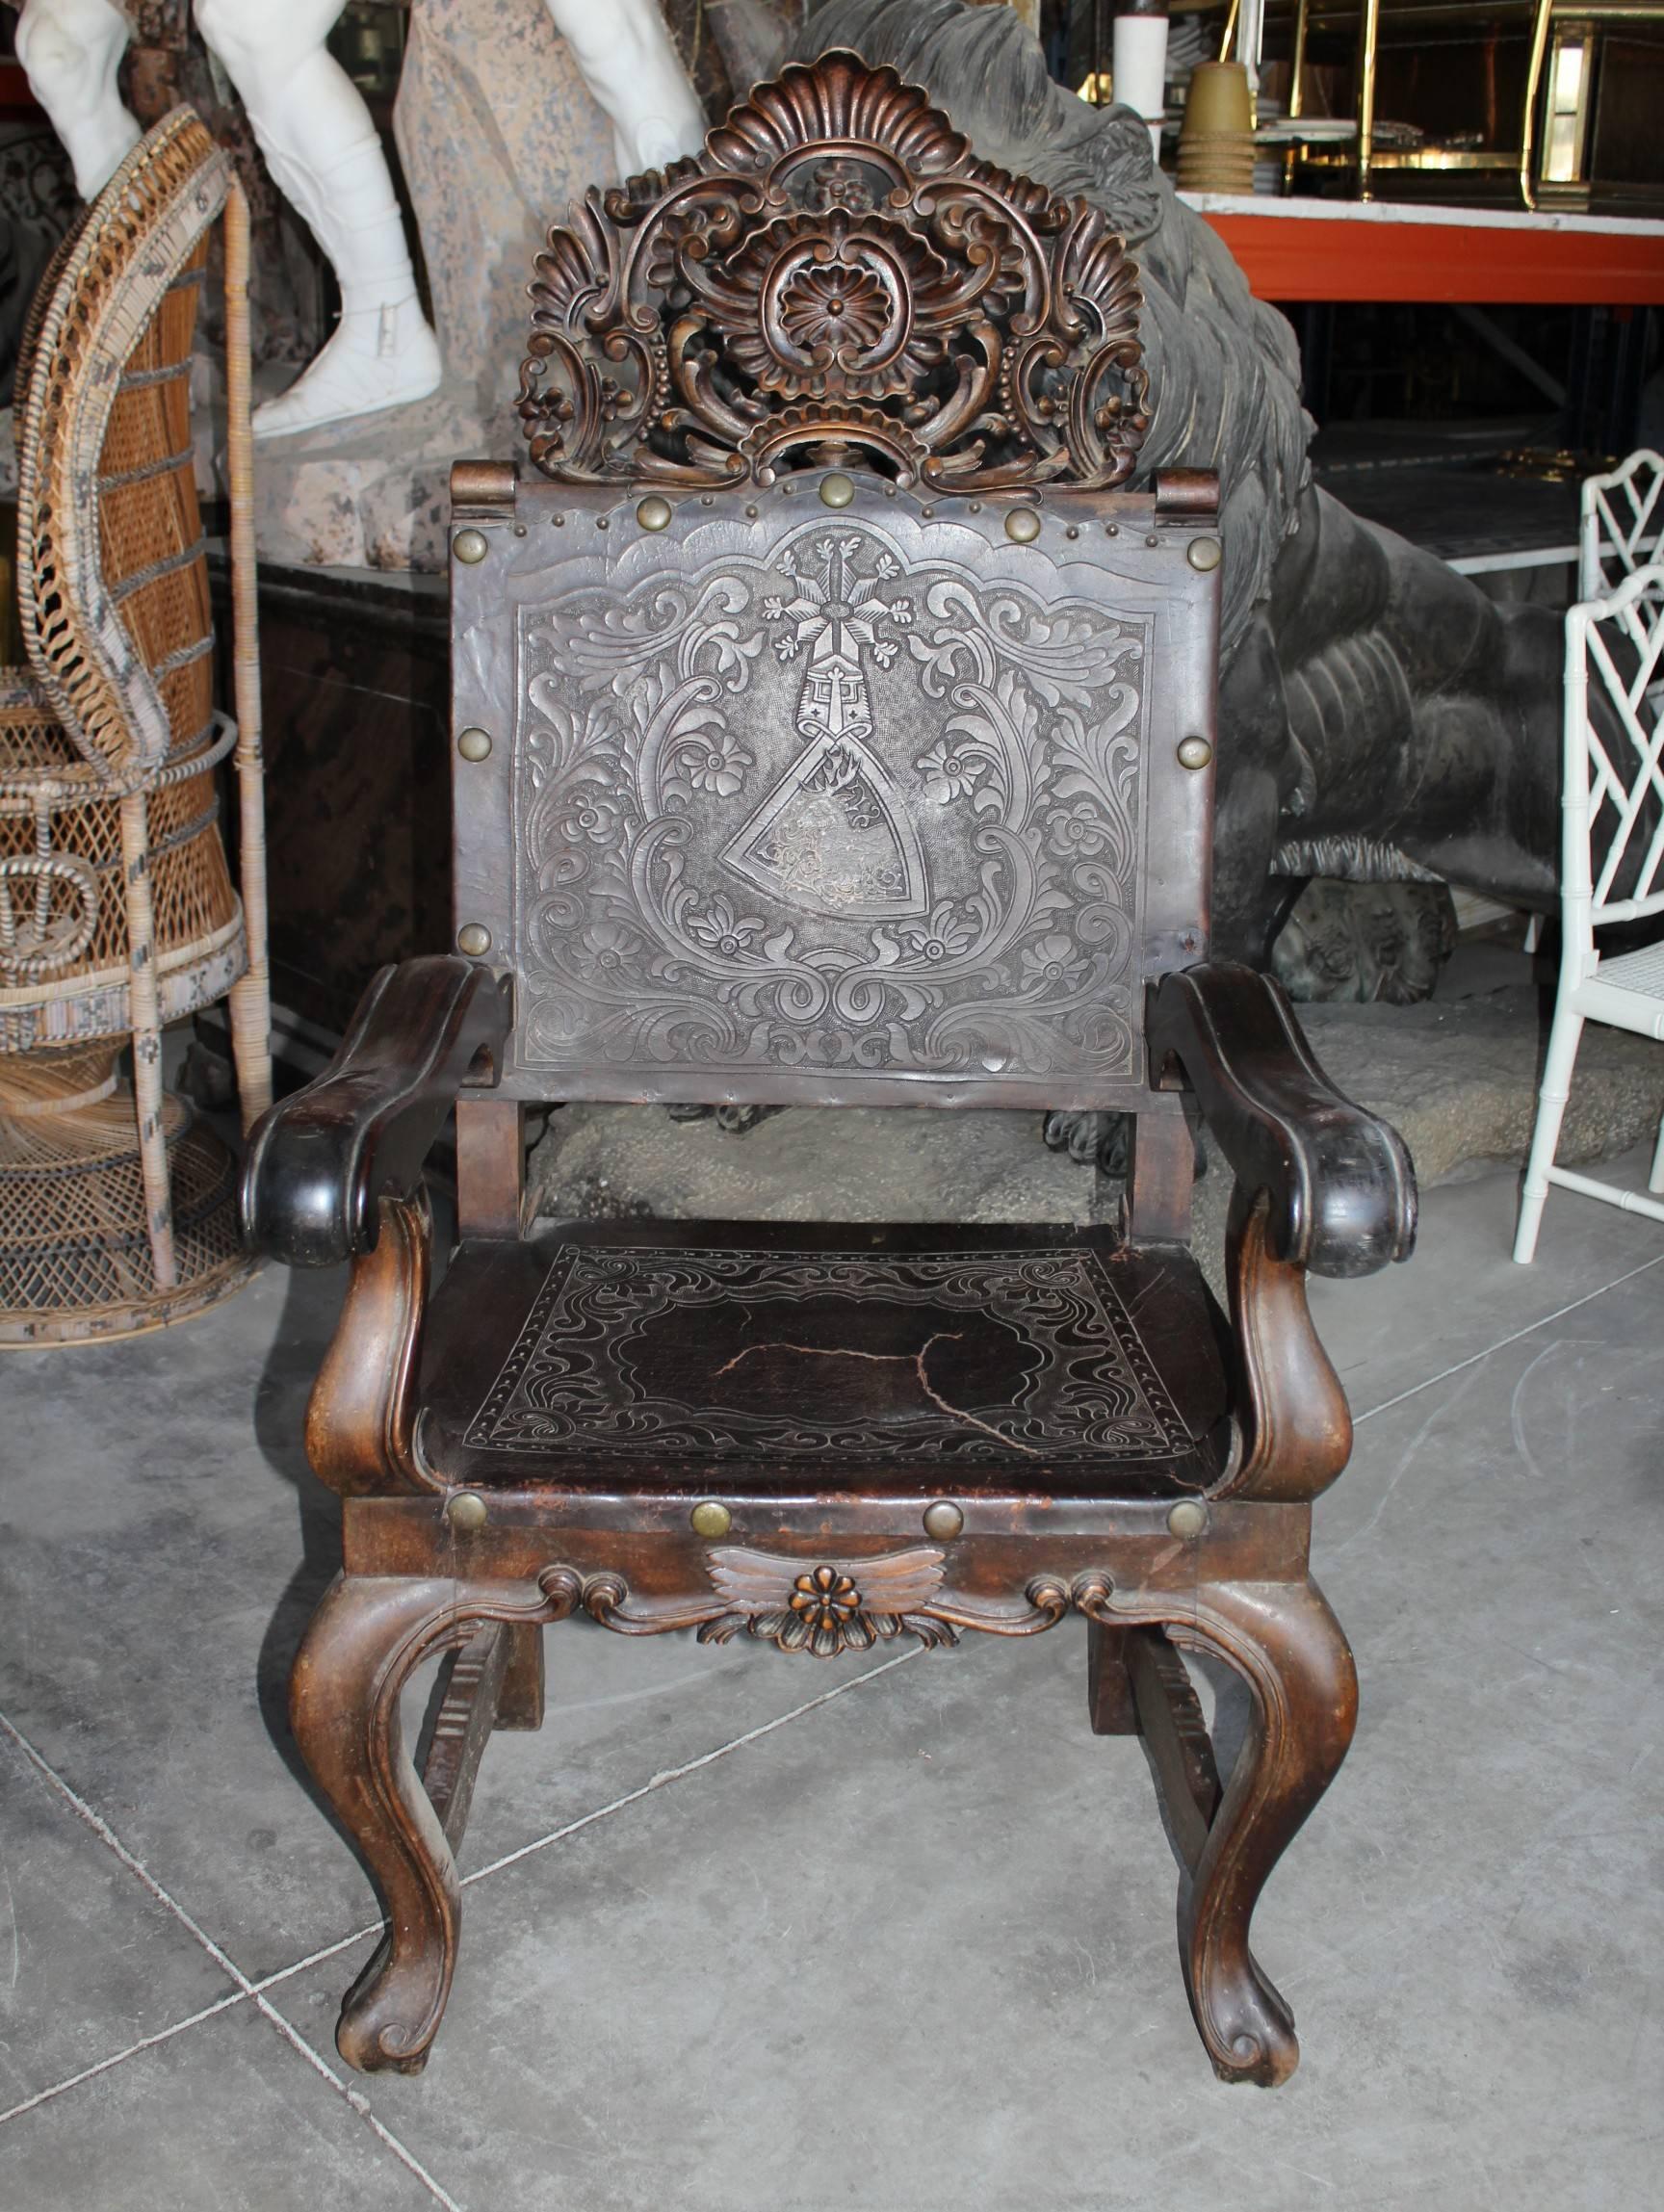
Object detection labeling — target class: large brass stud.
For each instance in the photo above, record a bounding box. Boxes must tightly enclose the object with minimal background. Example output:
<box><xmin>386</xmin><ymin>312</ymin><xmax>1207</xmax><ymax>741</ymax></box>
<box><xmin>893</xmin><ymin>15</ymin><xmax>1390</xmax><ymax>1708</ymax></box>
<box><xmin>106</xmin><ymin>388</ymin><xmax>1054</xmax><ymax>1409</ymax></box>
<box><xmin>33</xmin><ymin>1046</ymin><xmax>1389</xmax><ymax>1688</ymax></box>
<box><xmin>637</xmin><ymin>494</ymin><xmax>673</xmax><ymax>532</ymax></box>
<box><xmin>456</xmin><ymin>727</ymin><xmax>492</xmax><ymax>763</ymax></box>
<box><xmin>447</xmin><ymin>1492</ymin><xmax>488</xmax><ymax>1533</ymax></box>
<box><xmin>923</xmin><ymin>1499</ymin><xmax>964</xmax><ymax>1541</ymax></box>
<box><xmin>1186</xmin><ymin>535</ymin><xmax>1223</xmax><ymax>572</ymax></box>
<box><xmin>1167</xmin><ymin>1499</ymin><xmax>1208</xmax><ymax>1540</ymax></box>
<box><xmin>690</xmin><ymin>1500</ymin><xmax>733</xmax><ymax>1539</ymax></box>
<box><xmin>819</xmin><ymin>471</ymin><xmax>855</xmax><ymax>509</ymax></box>
<box><xmin>456</xmin><ymin>922</ymin><xmax>492</xmax><ymax>956</ymax></box>
<box><xmin>1177</xmin><ymin>736</ymin><xmax>1213</xmax><ymax>772</ymax></box>
<box><xmin>1004</xmin><ymin>507</ymin><xmax>1041</xmax><ymax>544</ymax></box>
<box><xmin>453</xmin><ymin>528</ymin><xmax>489</xmax><ymax>564</ymax></box>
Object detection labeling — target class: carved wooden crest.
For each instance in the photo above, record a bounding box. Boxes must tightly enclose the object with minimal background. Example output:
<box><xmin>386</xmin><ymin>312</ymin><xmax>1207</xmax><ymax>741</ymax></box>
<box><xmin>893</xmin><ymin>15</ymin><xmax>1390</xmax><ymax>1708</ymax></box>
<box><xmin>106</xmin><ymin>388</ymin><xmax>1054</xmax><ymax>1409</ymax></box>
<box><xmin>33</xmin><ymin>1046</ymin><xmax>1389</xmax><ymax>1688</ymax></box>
<box><xmin>517</xmin><ymin>50</ymin><xmax>1149</xmax><ymax>491</ymax></box>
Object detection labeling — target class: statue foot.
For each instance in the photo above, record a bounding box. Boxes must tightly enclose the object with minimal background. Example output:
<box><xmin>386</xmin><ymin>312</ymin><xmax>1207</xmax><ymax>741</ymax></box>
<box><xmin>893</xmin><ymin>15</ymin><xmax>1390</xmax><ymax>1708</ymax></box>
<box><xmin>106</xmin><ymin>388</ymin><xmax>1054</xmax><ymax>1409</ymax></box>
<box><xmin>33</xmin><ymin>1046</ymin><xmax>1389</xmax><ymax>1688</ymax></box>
<box><xmin>253</xmin><ymin>308</ymin><xmax>442</xmax><ymax>441</ymax></box>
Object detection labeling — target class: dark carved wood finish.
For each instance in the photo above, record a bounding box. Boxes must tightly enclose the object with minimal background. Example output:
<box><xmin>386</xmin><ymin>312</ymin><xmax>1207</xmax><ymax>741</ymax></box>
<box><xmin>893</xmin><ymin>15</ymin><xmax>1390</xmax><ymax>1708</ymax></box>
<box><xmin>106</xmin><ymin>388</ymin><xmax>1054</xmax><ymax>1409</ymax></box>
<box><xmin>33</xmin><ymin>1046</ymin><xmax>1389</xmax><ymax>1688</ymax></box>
<box><xmin>243</xmin><ymin>52</ymin><xmax>1417</xmax><ymax>2096</ymax></box>
<box><xmin>516</xmin><ymin>52</ymin><xmax>1149</xmax><ymax>493</ymax></box>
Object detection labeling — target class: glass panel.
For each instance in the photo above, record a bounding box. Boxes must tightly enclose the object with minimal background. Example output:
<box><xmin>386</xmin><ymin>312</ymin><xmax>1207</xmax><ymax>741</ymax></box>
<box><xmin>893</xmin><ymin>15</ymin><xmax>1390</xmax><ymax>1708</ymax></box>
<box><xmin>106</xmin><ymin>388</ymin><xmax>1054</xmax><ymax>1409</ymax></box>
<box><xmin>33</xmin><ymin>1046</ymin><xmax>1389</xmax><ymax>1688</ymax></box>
<box><xmin>1545</xmin><ymin>111</ymin><xmax>1579</xmax><ymax>183</ymax></box>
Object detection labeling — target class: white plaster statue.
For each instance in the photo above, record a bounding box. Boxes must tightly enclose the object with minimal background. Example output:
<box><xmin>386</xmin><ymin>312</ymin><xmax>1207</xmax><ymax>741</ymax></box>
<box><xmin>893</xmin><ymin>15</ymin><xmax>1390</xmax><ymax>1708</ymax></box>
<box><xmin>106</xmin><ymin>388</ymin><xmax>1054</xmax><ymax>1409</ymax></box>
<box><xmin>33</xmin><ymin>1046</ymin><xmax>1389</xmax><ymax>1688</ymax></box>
<box><xmin>14</xmin><ymin>0</ymin><xmax>705</xmax><ymax>441</ymax></box>
<box><xmin>542</xmin><ymin>0</ymin><xmax>705</xmax><ymax>180</ymax></box>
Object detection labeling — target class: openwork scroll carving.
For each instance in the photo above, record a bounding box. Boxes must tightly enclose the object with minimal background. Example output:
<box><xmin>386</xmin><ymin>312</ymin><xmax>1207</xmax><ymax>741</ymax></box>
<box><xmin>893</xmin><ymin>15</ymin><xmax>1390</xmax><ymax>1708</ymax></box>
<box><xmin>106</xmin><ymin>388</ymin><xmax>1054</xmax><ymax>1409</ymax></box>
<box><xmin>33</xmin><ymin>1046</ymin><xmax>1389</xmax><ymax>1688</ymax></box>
<box><xmin>517</xmin><ymin>51</ymin><xmax>1149</xmax><ymax>491</ymax></box>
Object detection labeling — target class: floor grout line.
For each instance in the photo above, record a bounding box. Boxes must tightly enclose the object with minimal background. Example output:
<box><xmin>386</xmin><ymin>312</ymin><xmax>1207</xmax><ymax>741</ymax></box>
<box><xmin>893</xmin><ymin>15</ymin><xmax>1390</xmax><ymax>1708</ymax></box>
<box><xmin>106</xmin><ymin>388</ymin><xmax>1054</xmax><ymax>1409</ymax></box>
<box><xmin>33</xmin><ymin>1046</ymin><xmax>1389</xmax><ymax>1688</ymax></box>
<box><xmin>0</xmin><ymin>1991</ymin><xmax>250</xmax><ymax>2129</ymax></box>
<box><xmin>5</xmin><ymin>1222</ymin><xmax>1652</xmax><ymax>2180</ymax></box>
<box><xmin>460</xmin><ymin>1643</ymin><xmax>924</xmax><ymax>1887</ymax></box>
<box><xmin>249</xmin><ymin>1643</ymin><xmax>924</xmax><ymax>1997</ymax></box>
<box><xmin>245</xmin><ymin>1994</ymin><xmax>465</xmax><ymax>2212</ymax></box>
<box><xmin>0</xmin><ymin>1709</ymin><xmax>463</xmax><ymax>2210</ymax></box>
<box><xmin>0</xmin><ymin>1641</ymin><xmax>923</xmax><ymax>2161</ymax></box>
<box><xmin>1351</xmin><ymin>1249</ymin><xmax>1664</xmax><ymax>1426</ymax></box>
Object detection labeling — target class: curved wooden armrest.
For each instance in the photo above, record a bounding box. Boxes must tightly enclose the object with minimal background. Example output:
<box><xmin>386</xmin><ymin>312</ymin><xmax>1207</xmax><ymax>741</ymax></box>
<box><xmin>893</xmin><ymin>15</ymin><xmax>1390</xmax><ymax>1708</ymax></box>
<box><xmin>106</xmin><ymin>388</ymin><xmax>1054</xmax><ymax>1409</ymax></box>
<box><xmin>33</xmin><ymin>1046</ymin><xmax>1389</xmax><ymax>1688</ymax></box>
<box><xmin>1149</xmin><ymin>961</ymin><xmax>1417</xmax><ymax>1280</ymax></box>
<box><xmin>241</xmin><ymin>956</ymin><xmax>512</xmax><ymax>1268</ymax></box>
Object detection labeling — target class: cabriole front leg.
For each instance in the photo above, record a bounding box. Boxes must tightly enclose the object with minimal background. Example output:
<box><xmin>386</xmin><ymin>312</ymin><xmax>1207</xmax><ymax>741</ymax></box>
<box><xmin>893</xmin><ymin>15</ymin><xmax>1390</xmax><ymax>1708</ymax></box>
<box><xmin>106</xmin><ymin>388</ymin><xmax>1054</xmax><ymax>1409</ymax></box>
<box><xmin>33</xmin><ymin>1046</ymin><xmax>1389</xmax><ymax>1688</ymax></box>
<box><xmin>1167</xmin><ymin>1576</ymin><xmax>1358</xmax><ymax>2086</ymax></box>
<box><xmin>289</xmin><ymin>1573</ymin><xmax>570</xmax><ymax>2073</ymax></box>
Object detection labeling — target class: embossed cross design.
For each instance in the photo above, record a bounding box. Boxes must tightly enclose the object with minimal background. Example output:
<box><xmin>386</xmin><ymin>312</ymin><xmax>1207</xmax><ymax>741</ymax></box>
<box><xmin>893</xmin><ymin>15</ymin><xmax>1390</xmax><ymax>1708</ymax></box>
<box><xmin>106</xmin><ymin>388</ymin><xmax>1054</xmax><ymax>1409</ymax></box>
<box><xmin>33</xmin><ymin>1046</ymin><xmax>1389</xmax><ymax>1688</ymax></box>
<box><xmin>723</xmin><ymin>533</ymin><xmax>924</xmax><ymax>917</ymax></box>
<box><xmin>765</xmin><ymin>532</ymin><xmax>914</xmax><ymax>705</ymax></box>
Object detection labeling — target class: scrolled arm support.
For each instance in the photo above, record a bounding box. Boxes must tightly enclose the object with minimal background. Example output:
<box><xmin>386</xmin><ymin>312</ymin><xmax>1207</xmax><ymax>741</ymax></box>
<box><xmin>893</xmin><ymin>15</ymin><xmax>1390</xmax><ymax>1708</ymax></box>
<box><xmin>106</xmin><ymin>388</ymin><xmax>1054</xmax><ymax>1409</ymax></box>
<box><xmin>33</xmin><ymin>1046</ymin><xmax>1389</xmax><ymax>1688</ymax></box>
<box><xmin>1148</xmin><ymin>962</ymin><xmax>1416</xmax><ymax>1280</ymax></box>
<box><xmin>241</xmin><ymin>956</ymin><xmax>512</xmax><ymax>1268</ymax></box>
<box><xmin>1150</xmin><ymin>962</ymin><xmax>1416</xmax><ymax>1503</ymax></box>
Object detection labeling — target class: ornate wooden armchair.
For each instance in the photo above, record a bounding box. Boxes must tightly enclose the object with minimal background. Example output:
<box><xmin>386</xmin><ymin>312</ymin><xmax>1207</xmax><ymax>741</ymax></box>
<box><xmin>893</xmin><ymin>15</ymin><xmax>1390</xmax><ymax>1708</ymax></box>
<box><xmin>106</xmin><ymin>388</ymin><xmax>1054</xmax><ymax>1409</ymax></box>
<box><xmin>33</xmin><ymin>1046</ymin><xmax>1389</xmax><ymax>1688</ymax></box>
<box><xmin>244</xmin><ymin>56</ymin><xmax>1416</xmax><ymax>2087</ymax></box>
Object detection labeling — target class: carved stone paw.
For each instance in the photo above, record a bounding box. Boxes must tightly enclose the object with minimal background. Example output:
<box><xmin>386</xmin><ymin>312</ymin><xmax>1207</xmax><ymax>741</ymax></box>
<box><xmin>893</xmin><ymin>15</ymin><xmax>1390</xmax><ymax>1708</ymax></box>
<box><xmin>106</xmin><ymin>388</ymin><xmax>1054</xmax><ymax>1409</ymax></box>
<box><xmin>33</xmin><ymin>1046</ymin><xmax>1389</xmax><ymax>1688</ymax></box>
<box><xmin>1041</xmin><ymin>1108</ymin><xmax>1130</xmax><ymax>1176</ymax></box>
<box><xmin>664</xmin><ymin>1104</ymin><xmax>786</xmax><ymax>1134</ymax></box>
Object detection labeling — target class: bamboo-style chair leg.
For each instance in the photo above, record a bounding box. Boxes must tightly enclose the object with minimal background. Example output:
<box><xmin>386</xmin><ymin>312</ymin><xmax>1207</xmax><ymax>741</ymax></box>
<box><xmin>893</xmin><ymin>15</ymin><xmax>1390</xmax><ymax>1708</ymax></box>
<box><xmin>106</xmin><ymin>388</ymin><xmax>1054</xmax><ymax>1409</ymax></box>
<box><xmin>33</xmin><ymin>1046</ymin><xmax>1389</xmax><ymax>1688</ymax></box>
<box><xmin>223</xmin><ymin>179</ymin><xmax>273</xmax><ymax>1132</ymax></box>
<box><xmin>118</xmin><ymin>789</ymin><xmax>176</xmax><ymax>1290</ymax></box>
<box><xmin>1514</xmin><ymin>1002</ymin><xmax>1585</xmax><ymax>1262</ymax></box>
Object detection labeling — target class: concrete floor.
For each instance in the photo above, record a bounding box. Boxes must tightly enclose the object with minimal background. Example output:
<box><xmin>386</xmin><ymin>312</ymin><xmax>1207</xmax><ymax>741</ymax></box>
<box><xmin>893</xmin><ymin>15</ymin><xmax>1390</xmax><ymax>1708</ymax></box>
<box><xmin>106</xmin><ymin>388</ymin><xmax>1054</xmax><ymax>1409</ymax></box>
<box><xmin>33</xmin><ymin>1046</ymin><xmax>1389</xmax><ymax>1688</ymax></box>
<box><xmin>1</xmin><ymin>1140</ymin><xmax>1661</xmax><ymax>2211</ymax></box>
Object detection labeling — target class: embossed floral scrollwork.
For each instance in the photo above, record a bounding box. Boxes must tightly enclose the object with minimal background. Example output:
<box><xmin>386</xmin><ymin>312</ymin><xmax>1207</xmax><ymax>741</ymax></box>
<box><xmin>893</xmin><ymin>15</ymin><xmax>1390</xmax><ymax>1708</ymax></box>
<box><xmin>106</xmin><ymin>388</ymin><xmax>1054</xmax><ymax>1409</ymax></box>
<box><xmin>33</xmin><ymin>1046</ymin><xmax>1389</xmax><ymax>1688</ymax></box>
<box><xmin>915</xmin><ymin>738</ymin><xmax>986</xmax><ymax>807</ymax></box>
<box><xmin>515</xmin><ymin>520</ymin><xmax>1146</xmax><ymax>1085</ymax></box>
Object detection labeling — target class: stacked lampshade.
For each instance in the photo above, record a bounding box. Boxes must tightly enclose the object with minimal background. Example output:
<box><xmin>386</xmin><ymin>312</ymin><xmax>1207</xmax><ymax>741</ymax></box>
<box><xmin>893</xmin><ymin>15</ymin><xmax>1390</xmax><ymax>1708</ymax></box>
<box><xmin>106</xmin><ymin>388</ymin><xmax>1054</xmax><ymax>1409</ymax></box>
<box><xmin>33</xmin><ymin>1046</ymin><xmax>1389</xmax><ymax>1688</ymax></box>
<box><xmin>1177</xmin><ymin>62</ymin><xmax>1255</xmax><ymax>193</ymax></box>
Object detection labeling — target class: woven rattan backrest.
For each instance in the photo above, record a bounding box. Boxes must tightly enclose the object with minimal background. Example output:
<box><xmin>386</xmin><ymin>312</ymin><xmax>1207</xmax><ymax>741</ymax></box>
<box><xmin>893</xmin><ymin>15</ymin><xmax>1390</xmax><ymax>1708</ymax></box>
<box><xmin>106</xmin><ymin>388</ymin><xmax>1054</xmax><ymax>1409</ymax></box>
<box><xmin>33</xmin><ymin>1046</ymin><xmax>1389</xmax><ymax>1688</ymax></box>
<box><xmin>450</xmin><ymin>53</ymin><xmax>1220</xmax><ymax>1114</ymax></box>
<box><xmin>15</xmin><ymin>109</ymin><xmax>233</xmax><ymax>781</ymax></box>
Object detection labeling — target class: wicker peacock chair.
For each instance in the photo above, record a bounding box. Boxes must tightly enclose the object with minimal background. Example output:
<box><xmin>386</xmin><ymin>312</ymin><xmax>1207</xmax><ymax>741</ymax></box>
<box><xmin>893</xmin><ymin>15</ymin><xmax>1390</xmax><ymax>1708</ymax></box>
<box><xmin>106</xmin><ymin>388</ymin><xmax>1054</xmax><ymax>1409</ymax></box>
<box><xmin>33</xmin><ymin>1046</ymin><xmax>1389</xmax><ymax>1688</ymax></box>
<box><xmin>0</xmin><ymin>107</ymin><xmax>270</xmax><ymax>1344</ymax></box>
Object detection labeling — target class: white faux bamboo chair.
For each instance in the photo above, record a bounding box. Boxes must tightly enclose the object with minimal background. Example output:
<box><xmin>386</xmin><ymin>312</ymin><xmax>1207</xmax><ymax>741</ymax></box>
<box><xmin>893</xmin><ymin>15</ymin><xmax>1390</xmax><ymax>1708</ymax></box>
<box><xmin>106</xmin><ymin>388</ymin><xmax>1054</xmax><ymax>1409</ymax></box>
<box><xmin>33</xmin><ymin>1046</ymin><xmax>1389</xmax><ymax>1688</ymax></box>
<box><xmin>1581</xmin><ymin>449</ymin><xmax>1664</xmax><ymax>598</ymax></box>
<box><xmin>1514</xmin><ymin>560</ymin><xmax>1664</xmax><ymax>1262</ymax></box>
<box><xmin>1520</xmin><ymin>453</ymin><xmax>1664</xmax><ymax>959</ymax></box>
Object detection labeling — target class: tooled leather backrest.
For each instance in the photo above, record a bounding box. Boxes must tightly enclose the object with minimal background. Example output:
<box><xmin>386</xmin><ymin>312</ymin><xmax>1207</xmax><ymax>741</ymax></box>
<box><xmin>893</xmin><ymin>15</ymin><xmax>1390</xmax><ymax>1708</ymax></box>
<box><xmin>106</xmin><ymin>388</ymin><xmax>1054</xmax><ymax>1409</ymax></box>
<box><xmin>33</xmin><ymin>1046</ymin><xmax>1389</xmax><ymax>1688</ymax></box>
<box><xmin>450</xmin><ymin>53</ymin><xmax>1220</xmax><ymax>1112</ymax></box>
<box><xmin>16</xmin><ymin>108</ymin><xmax>232</xmax><ymax>781</ymax></box>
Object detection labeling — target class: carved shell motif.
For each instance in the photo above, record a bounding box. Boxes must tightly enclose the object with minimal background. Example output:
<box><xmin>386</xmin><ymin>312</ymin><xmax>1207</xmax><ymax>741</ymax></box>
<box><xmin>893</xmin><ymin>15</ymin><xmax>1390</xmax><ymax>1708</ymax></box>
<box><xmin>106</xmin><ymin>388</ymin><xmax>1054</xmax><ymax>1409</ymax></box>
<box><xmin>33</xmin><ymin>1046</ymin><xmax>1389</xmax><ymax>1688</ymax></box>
<box><xmin>517</xmin><ymin>51</ymin><xmax>1149</xmax><ymax>492</ymax></box>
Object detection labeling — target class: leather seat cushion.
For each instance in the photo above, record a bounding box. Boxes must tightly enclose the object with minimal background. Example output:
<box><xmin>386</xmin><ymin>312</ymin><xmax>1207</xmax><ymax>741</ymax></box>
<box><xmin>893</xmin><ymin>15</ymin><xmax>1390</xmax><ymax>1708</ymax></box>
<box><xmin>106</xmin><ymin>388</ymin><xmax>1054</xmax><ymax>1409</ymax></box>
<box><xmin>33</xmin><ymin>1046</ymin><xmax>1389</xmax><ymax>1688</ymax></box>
<box><xmin>420</xmin><ymin>1218</ymin><xmax>1232</xmax><ymax>1499</ymax></box>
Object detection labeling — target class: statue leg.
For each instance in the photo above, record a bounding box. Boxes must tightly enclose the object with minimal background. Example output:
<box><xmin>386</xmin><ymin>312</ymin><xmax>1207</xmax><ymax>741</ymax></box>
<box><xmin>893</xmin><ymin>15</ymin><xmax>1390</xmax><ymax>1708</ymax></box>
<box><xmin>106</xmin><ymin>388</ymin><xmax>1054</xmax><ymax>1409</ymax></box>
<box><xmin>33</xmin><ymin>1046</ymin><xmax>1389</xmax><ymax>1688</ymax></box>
<box><xmin>14</xmin><ymin>0</ymin><xmax>140</xmax><ymax>199</ymax></box>
<box><xmin>1164</xmin><ymin>1578</ymin><xmax>1358</xmax><ymax>2085</ymax></box>
<box><xmin>541</xmin><ymin>0</ymin><xmax>706</xmax><ymax>177</ymax></box>
<box><xmin>195</xmin><ymin>0</ymin><xmax>440</xmax><ymax>438</ymax></box>
<box><xmin>289</xmin><ymin>1574</ymin><xmax>476</xmax><ymax>2073</ymax></box>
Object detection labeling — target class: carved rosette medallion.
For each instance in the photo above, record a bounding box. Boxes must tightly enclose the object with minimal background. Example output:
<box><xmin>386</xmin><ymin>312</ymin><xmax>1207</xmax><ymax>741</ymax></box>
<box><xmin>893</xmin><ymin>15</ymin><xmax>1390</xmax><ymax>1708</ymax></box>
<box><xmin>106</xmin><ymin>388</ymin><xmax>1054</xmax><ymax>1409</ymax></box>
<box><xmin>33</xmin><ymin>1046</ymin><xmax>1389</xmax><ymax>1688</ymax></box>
<box><xmin>516</xmin><ymin>52</ymin><xmax>1150</xmax><ymax>491</ymax></box>
<box><xmin>701</xmin><ymin>1547</ymin><xmax>957</xmax><ymax>1655</ymax></box>
<box><xmin>511</xmin><ymin>515</ymin><xmax>1148</xmax><ymax>1094</ymax></box>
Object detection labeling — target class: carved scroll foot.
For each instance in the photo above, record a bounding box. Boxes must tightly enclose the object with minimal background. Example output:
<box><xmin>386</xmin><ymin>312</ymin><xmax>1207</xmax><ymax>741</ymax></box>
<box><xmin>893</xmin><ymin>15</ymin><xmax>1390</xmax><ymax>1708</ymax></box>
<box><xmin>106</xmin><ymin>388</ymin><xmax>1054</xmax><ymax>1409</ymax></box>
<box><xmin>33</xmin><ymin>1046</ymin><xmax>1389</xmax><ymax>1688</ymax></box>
<box><xmin>289</xmin><ymin>1574</ymin><xmax>572</xmax><ymax>2073</ymax></box>
<box><xmin>1165</xmin><ymin>1578</ymin><xmax>1358</xmax><ymax>2087</ymax></box>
